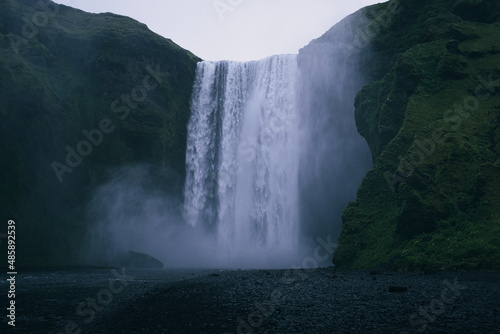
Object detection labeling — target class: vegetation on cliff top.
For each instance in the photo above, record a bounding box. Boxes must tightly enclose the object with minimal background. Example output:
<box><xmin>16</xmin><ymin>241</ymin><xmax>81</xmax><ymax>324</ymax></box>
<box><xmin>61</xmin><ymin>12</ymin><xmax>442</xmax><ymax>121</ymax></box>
<box><xmin>334</xmin><ymin>0</ymin><xmax>500</xmax><ymax>271</ymax></box>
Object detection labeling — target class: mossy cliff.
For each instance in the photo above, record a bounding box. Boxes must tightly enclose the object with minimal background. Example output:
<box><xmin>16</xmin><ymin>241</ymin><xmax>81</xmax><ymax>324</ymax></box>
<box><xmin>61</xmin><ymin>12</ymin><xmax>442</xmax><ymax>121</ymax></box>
<box><xmin>333</xmin><ymin>0</ymin><xmax>500</xmax><ymax>270</ymax></box>
<box><xmin>0</xmin><ymin>0</ymin><xmax>200</xmax><ymax>265</ymax></box>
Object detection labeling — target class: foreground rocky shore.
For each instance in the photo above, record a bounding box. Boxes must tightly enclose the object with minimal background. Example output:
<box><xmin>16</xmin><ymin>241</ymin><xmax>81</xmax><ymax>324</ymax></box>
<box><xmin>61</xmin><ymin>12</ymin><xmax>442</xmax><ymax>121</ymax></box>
<box><xmin>5</xmin><ymin>267</ymin><xmax>500</xmax><ymax>333</ymax></box>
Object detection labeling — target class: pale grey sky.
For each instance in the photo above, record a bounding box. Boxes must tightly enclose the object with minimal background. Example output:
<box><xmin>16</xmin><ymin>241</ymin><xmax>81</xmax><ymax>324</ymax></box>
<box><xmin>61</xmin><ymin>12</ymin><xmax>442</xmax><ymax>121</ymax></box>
<box><xmin>53</xmin><ymin>0</ymin><xmax>382</xmax><ymax>61</ymax></box>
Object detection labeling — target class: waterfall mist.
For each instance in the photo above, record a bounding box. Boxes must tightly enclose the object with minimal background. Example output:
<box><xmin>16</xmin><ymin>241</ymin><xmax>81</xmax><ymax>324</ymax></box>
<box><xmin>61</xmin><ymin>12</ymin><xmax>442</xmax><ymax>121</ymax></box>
<box><xmin>296</xmin><ymin>20</ymin><xmax>373</xmax><ymax>249</ymax></box>
<box><xmin>83</xmin><ymin>12</ymin><xmax>372</xmax><ymax>269</ymax></box>
<box><xmin>83</xmin><ymin>166</ymin><xmax>223</xmax><ymax>268</ymax></box>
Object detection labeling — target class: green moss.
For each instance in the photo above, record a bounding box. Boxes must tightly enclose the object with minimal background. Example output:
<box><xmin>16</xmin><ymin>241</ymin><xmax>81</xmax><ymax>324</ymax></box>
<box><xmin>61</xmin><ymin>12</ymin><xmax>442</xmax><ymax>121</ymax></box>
<box><xmin>334</xmin><ymin>0</ymin><xmax>500</xmax><ymax>271</ymax></box>
<box><xmin>397</xmin><ymin>218</ymin><xmax>500</xmax><ymax>270</ymax></box>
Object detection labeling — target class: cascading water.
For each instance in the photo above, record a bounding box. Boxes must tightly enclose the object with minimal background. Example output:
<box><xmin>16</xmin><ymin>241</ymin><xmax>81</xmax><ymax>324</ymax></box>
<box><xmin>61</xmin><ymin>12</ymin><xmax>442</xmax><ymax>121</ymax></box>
<box><xmin>184</xmin><ymin>55</ymin><xmax>301</xmax><ymax>267</ymax></box>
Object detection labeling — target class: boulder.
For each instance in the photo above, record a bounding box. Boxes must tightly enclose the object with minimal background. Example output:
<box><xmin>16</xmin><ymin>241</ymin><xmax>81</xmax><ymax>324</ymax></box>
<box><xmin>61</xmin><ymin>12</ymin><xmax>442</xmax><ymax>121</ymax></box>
<box><xmin>113</xmin><ymin>250</ymin><xmax>164</xmax><ymax>269</ymax></box>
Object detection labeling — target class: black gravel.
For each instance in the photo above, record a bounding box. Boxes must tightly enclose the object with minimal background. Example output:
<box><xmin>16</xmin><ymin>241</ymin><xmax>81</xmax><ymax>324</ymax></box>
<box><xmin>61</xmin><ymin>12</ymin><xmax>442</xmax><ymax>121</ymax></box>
<box><xmin>4</xmin><ymin>267</ymin><xmax>500</xmax><ymax>333</ymax></box>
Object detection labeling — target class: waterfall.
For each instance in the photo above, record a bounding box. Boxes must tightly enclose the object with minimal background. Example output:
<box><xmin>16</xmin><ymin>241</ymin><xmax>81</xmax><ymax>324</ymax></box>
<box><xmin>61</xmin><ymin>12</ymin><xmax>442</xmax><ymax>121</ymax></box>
<box><xmin>84</xmin><ymin>12</ymin><xmax>373</xmax><ymax>269</ymax></box>
<box><xmin>184</xmin><ymin>55</ymin><xmax>301</xmax><ymax>266</ymax></box>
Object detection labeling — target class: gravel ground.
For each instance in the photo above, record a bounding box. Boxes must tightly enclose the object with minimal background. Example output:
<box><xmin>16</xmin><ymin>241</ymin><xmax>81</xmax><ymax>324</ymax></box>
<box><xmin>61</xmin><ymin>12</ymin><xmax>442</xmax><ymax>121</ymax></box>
<box><xmin>3</xmin><ymin>267</ymin><xmax>500</xmax><ymax>333</ymax></box>
<box><xmin>1</xmin><ymin>267</ymin><xmax>211</xmax><ymax>333</ymax></box>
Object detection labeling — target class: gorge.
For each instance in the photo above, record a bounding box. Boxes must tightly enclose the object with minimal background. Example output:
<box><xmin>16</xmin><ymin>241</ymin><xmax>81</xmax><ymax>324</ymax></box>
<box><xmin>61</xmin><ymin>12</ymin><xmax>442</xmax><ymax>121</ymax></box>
<box><xmin>1</xmin><ymin>0</ymin><xmax>499</xmax><ymax>271</ymax></box>
<box><xmin>90</xmin><ymin>27</ymin><xmax>373</xmax><ymax>268</ymax></box>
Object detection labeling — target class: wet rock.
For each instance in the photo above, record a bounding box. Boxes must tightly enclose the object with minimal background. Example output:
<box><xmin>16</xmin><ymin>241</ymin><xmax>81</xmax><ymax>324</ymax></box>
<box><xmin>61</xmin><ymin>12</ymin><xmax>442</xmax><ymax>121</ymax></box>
<box><xmin>113</xmin><ymin>250</ymin><xmax>163</xmax><ymax>268</ymax></box>
<box><xmin>388</xmin><ymin>286</ymin><xmax>408</xmax><ymax>293</ymax></box>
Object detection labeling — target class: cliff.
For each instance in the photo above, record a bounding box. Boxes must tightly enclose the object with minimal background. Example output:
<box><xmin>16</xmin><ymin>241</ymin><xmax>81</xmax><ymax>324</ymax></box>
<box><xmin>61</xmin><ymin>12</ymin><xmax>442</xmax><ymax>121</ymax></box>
<box><xmin>2</xmin><ymin>0</ymin><xmax>499</xmax><ymax>270</ymax></box>
<box><xmin>333</xmin><ymin>0</ymin><xmax>500</xmax><ymax>270</ymax></box>
<box><xmin>0</xmin><ymin>0</ymin><xmax>200</xmax><ymax>265</ymax></box>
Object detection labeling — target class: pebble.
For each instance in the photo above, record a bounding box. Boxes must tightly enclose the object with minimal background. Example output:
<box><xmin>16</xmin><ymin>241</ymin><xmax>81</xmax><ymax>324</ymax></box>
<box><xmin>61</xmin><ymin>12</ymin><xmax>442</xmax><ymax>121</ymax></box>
<box><xmin>23</xmin><ymin>268</ymin><xmax>499</xmax><ymax>334</ymax></box>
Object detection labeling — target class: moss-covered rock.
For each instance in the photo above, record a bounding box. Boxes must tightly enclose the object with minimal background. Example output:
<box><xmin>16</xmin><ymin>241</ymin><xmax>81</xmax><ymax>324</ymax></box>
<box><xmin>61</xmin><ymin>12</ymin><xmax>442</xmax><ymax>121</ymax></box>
<box><xmin>0</xmin><ymin>0</ymin><xmax>200</xmax><ymax>266</ymax></box>
<box><xmin>334</xmin><ymin>0</ymin><xmax>500</xmax><ymax>271</ymax></box>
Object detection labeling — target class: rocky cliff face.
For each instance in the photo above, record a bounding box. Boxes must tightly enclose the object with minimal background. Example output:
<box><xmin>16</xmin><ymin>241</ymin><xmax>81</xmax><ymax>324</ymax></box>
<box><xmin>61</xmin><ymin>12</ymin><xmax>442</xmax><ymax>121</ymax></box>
<box><xmin>0</xmin><ymin>0</ymin><xmax>200</xmax><ymax>265</ymax></box>
<box><xmin>333</xmin><ymin>0</ymin><xmax>500</xmax><ymax>270</ymax></box>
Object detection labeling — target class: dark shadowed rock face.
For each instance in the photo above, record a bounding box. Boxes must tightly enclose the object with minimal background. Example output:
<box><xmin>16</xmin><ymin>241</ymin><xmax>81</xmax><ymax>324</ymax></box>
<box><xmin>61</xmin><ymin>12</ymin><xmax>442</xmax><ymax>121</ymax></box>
<box><xmin>113</xmin><ymin>251</ymin><xmax>164</xmax><ymax>269</ymax></box>
<box><xmin>333</xmin><ymin>0</ymin><xmax>500</xmax><ymax>270</ymax></box>
<box><xmin>0</xmin><ymin>0</ymin><xmax>200</xmax><ymax>266</ymax></box>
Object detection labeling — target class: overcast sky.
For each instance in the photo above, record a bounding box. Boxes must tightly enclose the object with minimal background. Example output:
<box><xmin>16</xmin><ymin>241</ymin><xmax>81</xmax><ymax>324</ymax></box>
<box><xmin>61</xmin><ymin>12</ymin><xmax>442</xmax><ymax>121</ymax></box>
<box><xmin>53</xmin><ymin>0</ymin><xmax>382</xmax><ymax>61</ymax></box>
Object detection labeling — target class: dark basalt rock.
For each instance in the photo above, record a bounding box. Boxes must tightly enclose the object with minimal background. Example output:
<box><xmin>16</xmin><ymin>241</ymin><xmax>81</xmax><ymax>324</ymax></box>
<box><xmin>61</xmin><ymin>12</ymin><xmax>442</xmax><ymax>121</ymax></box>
<box><xmin>388</xmin><ymin>285</ymin><xmax>408</xmax><ymax>293</ymax></box>
<box><xmin>113</xmin><ymin>250</ymin><xmax>163</xmax><ymax>269</ymax></box>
